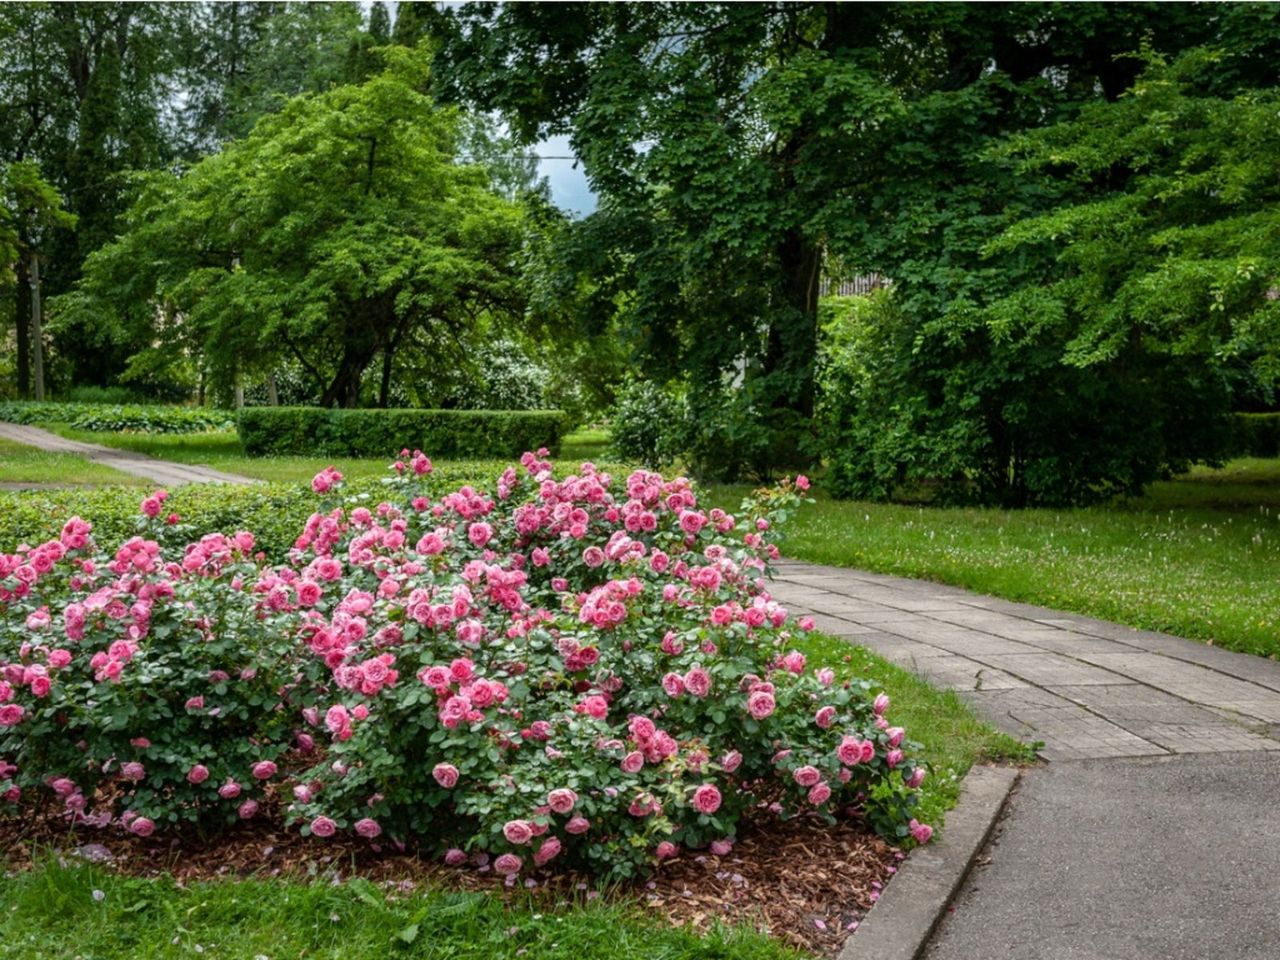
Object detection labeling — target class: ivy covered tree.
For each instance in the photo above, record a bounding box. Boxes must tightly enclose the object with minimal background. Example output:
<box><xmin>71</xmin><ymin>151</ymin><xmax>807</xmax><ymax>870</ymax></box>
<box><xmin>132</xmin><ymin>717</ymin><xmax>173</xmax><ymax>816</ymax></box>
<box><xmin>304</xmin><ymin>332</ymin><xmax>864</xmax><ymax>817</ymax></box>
<box><xmin>59</xmin><ymin>48</ymin><xmax>525</xmax><ymax>408</ymax></box>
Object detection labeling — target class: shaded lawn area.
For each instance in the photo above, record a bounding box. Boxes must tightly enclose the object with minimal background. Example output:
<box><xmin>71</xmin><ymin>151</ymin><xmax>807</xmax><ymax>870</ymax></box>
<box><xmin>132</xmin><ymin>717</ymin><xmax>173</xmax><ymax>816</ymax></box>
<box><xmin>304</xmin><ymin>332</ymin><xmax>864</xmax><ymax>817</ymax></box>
<box><xmin>713</xmin><ymin>458</ymin><xmax>1280</xmax><ymax>659</ymax></box>
<box><xmin>0</xmin><ymin>436</ymin><xmax>145</xmax><ymax>486</ymax></box>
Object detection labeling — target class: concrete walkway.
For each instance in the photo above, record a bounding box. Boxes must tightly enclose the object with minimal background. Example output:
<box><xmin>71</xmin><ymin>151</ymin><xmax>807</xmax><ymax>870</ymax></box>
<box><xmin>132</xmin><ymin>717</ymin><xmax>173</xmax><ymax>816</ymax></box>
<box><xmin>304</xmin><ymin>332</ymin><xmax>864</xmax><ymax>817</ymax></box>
<box><xmin>769</xmin><ymin>560</ymin><xmax>1280</xmax><ymax>959</ymax></box>
<box><xmin>0</xmin><ymin>423</ymin><xmax>257</xmax><ymax>487</ymax></box>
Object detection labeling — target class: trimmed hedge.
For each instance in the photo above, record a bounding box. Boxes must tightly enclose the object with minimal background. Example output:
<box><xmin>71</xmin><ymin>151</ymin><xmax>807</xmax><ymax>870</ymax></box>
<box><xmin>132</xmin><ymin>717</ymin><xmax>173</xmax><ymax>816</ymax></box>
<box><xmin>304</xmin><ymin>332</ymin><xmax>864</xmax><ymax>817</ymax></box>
<box><xmin>1232</xmin><ymin>413</ymin><xmax>1280</xmax><ymax>458</ymax></box>
<box><xmin>0</xmin><ymin>401</ymin><xmax>233</xmax><ymax>433</ymax></box>
<box><xmin>236</xmin><ymin>407</ymin><xmax>569</xmax><ymax>458</ymax></box>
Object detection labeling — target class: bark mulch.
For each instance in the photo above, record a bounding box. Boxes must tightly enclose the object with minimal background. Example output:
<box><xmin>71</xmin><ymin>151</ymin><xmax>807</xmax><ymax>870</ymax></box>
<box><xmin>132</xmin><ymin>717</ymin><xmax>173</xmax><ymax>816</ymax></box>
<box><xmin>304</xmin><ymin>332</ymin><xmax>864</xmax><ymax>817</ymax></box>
<box><xmin>0</xmin><ymin>809</ymin><xmax>900</xmax><ymax>958</ymax></box>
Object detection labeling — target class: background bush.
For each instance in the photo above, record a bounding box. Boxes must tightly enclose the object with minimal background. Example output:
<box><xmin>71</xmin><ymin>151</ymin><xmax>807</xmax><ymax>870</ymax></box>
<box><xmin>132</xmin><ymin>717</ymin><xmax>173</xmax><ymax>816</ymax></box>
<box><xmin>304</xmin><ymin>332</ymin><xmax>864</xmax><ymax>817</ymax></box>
<box><xmin>608</xmin><ymin>381</ymin><xmax>684</xmax><ymax>467</ymax></box>
<box><xmin>816</xmin><ymin>292</ymin><xmax>1235</xmax><ymax>507</ymax></box>
<box><xmin>236</xmin><ymin>407</ymin><xmax>568</xmax><ymax>459</ymax></box>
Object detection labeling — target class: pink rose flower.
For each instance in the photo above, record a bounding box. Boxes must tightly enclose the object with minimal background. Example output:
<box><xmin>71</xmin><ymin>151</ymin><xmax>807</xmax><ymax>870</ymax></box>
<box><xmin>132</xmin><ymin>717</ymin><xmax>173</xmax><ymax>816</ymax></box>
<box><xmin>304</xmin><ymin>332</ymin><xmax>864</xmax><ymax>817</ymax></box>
<box><xmin>910</xmin><ymin>819</ymin><xmax>933</xmax><ymax>844</ymax></box>
<box><xmin>692</xmin><ymin>784</ymin><xmax>722</xmax><ymax>815</ymax></box>
<box><xmin>747</xmin><ymin>690</ymin><xmax>775</xmax><ymax>720</ymax></box>
<box><xmin>444</xmin><ymin>848</ymin><xmax>467</xmax><ymax>866</ymax></box>
<box><xmin>534</xmin><ymin>836</ymin><xmax>562</xmax><ymax>867</ymax></box>
<box><xmin>793</xmin><ymin>765</ymin><xmax>821</xmax><ymax>787</ymax></box>
<box><xmin>121</xmin><ymin>762</ymin><xmax>146</xmax><ymax>783</ymax></box>
<box><xmin>503</xmin><ymin>819</ymin><xmax>534</xmax><ymax>845</ymax></box>
<box><xmin>621</xmin><ymin>751</ymin><xmax>644</xmax><ymax>774</ymax></box>
<box><xmin>565</xmin><ymin>816</ymin><xmax>590</xmax><ymax>835</ymax></box>
<box><xmin>252</xmin><ymin>760</ymin><xmax>277</xmax><ymax>780</ymax></box>
<box><xmin>310</xmin><ymin>816</ymin><xmax>337</xmax><ymax>838</ymax></box>
<box><xmin>683</xmin><ymin>666</ymin><xmax>712</xmax><ymax>697</ymax></box>
<box><xmin>238</xmin><ymin>799</ymin><xmax>259</xmax><ymax>819</ymax></box>
<box><xmin>905</xmin><ymin>767</ymin><xmax>927</xmax><ymax>789</ymax></box>
<box><xmin>808</xmin><ymin>782</ymin><xmax>832</xmax><ymax>806</ymax></box>
<box><xmin>219</xmin><ymin>780</ymin><xmax>242</xmax><ymax>800</ymax></box>
<box><xmin>873</xmin><ymin>693</ymin><xmax>890</xmax><ymax>715</ymax></box>
<box><xmin>187</xmin><ymin>764</ymin><xmax>209</xmax><ymax>785</ymax></box>
<box><xmin>815</xmin><ymin>705</ymin><xmax>837</xmax><ymax>729</ymax></box>
<box><xmin>0</xmin><ymin>704</ymin><xmax>26</xmax><ymax>727</ymax></box>
<box><xmin>129</xmin><ymin>816</ymin><xmax>155</xmax><ymax>837</ymax></box>
<box><xmin>493</xmin><ymin>853</ymin><xmax>523</xmax><ymax>876</ymax></box>
<box><xmin>432</xmin><ymin>763</ymin><xmax>459</xmax><ymax>788</ymax></box>
<box><xmin>548</xmin><ymin>788</ymin><xmax>577</xmax><ymax>815</ymax></box>
<box><xmin>355</xmin><ymin>818</ymin><xmax>382</xmax><ymax>839</ymax></box>
<box><xmin>655</xmin><ymin>841</ymin><xmax>678</xmax><ymax>860</ymax></box>
<box><xmin>721</xmin><ymin>750</ymin><xmax>742</xmax><ymax>773</ymax></box>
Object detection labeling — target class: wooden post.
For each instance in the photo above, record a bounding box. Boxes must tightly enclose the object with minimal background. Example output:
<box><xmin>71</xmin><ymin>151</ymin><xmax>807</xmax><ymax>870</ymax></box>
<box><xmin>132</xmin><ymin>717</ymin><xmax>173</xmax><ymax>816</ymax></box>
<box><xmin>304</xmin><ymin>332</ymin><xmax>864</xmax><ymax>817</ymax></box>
<box><xmin>28</xmin><ymin>251</ymin><xmax>44</xmax><ymax>401</ymax></box>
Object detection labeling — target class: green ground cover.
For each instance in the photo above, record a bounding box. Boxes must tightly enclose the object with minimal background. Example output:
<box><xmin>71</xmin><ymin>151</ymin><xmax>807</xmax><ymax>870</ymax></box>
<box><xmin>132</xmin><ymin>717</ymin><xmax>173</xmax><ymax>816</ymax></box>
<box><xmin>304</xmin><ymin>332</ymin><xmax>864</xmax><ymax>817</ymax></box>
<box><xmin>0</xmin><ymin>437</ymin><xmax>144</xmax><ymax>486</ymax></box>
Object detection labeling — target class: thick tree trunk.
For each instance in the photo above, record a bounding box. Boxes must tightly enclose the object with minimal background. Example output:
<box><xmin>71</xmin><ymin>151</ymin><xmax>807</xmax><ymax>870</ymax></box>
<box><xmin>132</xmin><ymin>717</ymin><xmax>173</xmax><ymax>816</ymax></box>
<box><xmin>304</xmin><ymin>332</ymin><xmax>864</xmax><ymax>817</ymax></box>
<box><xmin>320</xmin><ymin>343</ymin><xmax>376</xmax><ymax>408</ymax></box>
<box><xmin>764</xmin><ymin>230</ymin><xmax>822</xmax><ymax>418</ymax></box>
<box><xmin>265</xmin><ymin>372</ymin><xmax>279</xmax><ymax>406</ymax></box>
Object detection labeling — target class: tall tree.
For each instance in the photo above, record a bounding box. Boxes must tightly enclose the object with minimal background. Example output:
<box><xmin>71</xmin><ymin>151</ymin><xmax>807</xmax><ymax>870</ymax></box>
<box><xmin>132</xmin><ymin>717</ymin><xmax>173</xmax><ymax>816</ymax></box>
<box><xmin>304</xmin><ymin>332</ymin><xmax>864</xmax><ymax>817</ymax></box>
<box><xmin>60</xmin><ymin>48</ymin><xmax>525</xmax><ymax>408</ymax></box>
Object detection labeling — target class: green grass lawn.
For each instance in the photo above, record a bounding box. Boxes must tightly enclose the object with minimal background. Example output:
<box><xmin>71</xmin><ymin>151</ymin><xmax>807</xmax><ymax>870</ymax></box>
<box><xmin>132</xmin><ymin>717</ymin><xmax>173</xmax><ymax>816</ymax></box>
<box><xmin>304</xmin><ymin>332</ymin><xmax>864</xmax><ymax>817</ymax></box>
<box><xmin>40</xmin><ymin>425</ymin><xmax>616</xmax><ymax>485</ymax></box>
<box><xmin>716</xmin><ymin>458</ymin><xmax>1280</xmax><ymax>658</ymax></box>
<box><xmin>0</xmin><ymin>436</ymin><xmax>145</xmax><ymax>486</ymax></box>
<box><xmin>0</xmin><ymin>860</ymin><xmax>803</xmax><ymax>960</ymax></box>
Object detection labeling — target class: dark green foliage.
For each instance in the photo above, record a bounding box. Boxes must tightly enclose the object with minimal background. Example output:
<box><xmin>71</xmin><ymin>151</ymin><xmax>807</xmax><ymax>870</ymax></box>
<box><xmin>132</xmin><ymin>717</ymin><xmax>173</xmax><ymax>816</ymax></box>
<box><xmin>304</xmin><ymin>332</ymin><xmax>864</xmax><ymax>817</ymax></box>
<box><xmin>236</xmin><ymin>407</ymin><xmax>568</xmax><ymax>459</ymax></box>
<box><xmin>0</xmin><ymin>400</ymin><xmax>233</xmax><ymax>433</ymax></box>
<box><xmin>818</xmin><ymin>292</ymin><xmax>1234</xmax><ymax>506</ymax></box>
<box><xmin>1232</xmin><ymin>414</ymin><xmax>1280</xmax><ymax>458</ymax></box>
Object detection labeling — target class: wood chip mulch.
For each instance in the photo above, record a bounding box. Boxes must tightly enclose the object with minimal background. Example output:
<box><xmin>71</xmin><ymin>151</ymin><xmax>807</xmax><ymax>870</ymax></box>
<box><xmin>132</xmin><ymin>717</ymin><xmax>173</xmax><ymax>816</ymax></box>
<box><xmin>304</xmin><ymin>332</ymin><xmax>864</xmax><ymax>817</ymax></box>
<box><xmin>0</xmin><ymin>806</ymin><xmax>901</xmax><ymax>958</ymax></box>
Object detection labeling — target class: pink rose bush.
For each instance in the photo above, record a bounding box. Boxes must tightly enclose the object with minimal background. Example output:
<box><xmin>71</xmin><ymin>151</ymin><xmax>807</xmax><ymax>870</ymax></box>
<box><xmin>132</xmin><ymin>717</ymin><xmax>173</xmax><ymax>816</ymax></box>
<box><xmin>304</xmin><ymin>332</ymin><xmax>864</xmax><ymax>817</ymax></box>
<box><xmin>0</xmin><ymin>452</ymin><xmax>930</xmax><ymax>877</ymax></box>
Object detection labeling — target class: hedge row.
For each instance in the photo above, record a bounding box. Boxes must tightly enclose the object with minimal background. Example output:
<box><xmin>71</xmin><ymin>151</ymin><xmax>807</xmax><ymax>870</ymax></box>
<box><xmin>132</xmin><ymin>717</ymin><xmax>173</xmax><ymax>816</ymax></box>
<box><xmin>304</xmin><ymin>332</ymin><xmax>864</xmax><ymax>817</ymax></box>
<box><xmin>1232</xmin><ymin>413</ymin><xmax>1280</xmax><ymax>458</ymax></box>
<box><xmin>0</xmin><ymin>401</ymin><xmax>234</xmax><ymax>434</ymax></box>
<box><xmin>236</xmin><ymin>407</ymin><xmax>569</xmax><ymax>458</ymax></box>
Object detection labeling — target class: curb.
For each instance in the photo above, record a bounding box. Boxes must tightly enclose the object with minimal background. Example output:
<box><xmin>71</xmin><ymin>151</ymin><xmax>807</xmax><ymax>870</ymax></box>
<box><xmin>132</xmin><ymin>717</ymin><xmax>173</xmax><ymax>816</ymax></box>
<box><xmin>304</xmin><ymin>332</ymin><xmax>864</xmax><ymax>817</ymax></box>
<box><xmin>838</xmin><ymin>764</ymin><xmax>1021</xmax><ymax>960</ymax></box>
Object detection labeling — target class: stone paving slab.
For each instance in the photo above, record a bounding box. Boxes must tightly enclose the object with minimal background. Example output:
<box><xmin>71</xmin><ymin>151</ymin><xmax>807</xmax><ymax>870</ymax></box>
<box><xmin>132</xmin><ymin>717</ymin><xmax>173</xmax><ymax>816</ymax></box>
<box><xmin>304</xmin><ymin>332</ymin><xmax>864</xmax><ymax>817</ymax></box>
<box><xmin>0</xmin><ymin>422</ymin><xmax>257</xmax><ymax>487</ymax></box>
<box><xmin>771</xmin><ymin>559</ymin><xmax>1280</xmax><ymax>759</ymax></box>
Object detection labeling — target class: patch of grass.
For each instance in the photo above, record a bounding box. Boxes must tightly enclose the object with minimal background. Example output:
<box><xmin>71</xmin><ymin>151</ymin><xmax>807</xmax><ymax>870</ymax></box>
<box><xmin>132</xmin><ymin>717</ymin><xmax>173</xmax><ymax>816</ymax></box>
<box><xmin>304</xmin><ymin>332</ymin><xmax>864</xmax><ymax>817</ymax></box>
<box><xmin>41</xmin><ymin>425</ymin><xmax>623</xmax><ymax>485</ymax></box>
<box><xmin>713</xmin><ymin>458</ymin><xmax>1280</xmax><ymax>659</ymax></box>
<box><xmin>795</xmin><ymin>631</ymin><xmax>1035</xmax><ymax>828</ymax></box>
<box><xmin>0</xmin><ymin>859</ymin><xmax>802</xmax><ymax>960</ymax></box>
<box><xmin>0</xmin><ymin>437</ymin><xmax>145</xmax><ymax>486</ymax></box>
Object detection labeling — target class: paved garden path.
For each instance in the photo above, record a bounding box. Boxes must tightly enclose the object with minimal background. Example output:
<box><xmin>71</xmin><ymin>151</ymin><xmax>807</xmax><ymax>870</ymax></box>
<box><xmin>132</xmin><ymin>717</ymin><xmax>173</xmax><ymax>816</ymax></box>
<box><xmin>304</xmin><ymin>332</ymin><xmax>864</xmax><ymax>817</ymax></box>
<box><xmin>0</xmin><ymin>422</ymin><xmax>257</xmax><ymax>487</ymax></box>
<box><xmin>769</xmin><ymin>560</ymin><xmax>1280</xmax><ymax>959</ymax></box>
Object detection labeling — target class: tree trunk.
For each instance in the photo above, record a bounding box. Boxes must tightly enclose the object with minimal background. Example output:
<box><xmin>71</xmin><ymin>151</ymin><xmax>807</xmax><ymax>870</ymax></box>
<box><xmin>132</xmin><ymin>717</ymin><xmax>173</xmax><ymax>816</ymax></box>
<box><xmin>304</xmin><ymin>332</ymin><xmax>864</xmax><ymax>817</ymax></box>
<box><xmin>764</xmin><ymin>230</ymin><xmax>822</xmax><ymax>417</ymax></box>
<box><xmin>28</xmin><ymin>252</ymin><xmax>45</xmax><ymax>401</ymax></box>
<box><xmin>320</xmin><ymin>343</ymin><xmax>376</xmax><ymax>408</ymax></box>
<box><xmin>234</xmin><ymin>371</ymin><xmax>244</xmax><ymax>409</ymax></box>
<box><xmin>379</xmin><ymin>345</ymin><xmax>395</xmax><ymax>408</ymax></box>
<box><xmin>265</xmin><ymin>372</ymin><xmax>279</xmax><ymax>406</ymax></box>
<box><xmin>14</xmin><ymin>261</ymin><xmax>30</xmax><ymax>398</ymax></box>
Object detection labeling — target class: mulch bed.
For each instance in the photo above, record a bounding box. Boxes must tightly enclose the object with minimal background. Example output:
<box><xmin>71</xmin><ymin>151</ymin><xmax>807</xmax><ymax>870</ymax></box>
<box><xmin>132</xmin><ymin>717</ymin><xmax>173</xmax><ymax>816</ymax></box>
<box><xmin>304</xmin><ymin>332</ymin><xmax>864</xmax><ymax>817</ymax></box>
<box><xmin>0</xmin><ymin>808</ymin><xmax>900</xmax><ymax>958</ymax></box>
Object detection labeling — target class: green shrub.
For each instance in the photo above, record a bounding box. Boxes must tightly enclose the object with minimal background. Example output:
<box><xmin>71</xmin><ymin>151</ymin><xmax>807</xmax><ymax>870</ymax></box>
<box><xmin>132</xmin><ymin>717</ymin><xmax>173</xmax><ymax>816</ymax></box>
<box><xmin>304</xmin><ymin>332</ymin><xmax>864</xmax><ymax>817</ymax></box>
<box><xmin>608</xmin><ymin>380</ymin><xmax>683</xmax><ymax>466</ymax></box>
<box><xmin>0</xmin><ymin>401</ymin><xmax>233</xmax><ymax>433</ymax></box>
<box><xmin>236</xmin><ymin>407</ymin><xmax>569</xmax><ymax>458</ymax></box>
<box><xmin>1231</xmin><ymin>413</ymin><xmax>1280</xmax><ymax>457</ymax></box>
